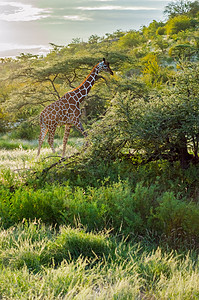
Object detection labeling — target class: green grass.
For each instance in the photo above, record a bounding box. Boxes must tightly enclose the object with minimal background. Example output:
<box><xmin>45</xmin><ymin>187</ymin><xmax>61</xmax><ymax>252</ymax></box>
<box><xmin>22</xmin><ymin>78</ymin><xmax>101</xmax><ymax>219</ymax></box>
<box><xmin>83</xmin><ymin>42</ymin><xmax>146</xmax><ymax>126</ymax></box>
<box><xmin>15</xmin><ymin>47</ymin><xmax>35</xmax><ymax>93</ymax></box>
<box><xmin>0</xmin><ymin>221</ymin><xmax>198</xmax><ymax>299</ymax></box>
<box><xmin>1</xmin><ymin>137</ymin><xmax>199</xmax><ymax>298</ymax></box>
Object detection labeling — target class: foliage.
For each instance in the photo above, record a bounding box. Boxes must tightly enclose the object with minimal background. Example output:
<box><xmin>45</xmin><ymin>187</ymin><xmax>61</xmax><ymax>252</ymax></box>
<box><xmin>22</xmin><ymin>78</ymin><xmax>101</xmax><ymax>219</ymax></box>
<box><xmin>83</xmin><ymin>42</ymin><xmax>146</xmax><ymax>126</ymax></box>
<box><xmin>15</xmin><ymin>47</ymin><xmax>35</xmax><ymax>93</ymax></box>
<box><xmin>0</xmin><ymin>3</ymin><xmax>199</xmax><ymax>298</ymax></box>
<box><xmin>164</xmin><ymin>0</ymin><xmax>199</xmax><ymax>18</ymax></box>
<box><xmin>0</xmin><ymin>0</ymin><xmax>198</xmax><ymax>150</ymax></box>
<box><xmin>153</xmin><ymin>36</ymin><xmax>169</xmax><ymax>54</ymax></box>
<box><xmin>156</xmin><ymin>26</ymin><xmax>167</xmax><ymax>35</ymax></box>
<box><xmin>142</xmin><ymin>20</ymin><xmax>165</xmax><ymax>38</ymax></box>
<box><xmin>166</xmin><ymin>15</ymin><xmax>195</xmax><ymax>35</ymax></box>
<box><xmin>118</xmin><ymin>31</ymin><xmax>145</xmax><ymax>49</ymax></box>
<box><xmin>142</xmin><ymin>53</ymin><xmax>169</xmax><ymax>86</ymax></box>
<box><xmin>169</xmin><ymin>43</ymin><xmax>198</xmax><ymax>60</ymax></box>
<box><xmin>1</xmin><ymin>145</ymin><xmax>199</xmax><ymax>250</ymax></box>
<box><xmin>87</xmin><ymin>62</ymin><xmax>199</xmax><ymax>168</ymax></box>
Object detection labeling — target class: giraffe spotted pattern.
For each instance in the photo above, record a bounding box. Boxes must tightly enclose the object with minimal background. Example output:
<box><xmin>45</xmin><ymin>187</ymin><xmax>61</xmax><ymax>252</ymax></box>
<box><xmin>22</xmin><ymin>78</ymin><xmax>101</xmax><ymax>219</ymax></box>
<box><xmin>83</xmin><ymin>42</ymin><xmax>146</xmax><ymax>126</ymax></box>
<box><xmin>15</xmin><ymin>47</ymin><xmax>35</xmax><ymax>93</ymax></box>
<box><xmin>37</xmin><ymin>58</ymin><xmax>113</xmax><ymax>157</ymax></box>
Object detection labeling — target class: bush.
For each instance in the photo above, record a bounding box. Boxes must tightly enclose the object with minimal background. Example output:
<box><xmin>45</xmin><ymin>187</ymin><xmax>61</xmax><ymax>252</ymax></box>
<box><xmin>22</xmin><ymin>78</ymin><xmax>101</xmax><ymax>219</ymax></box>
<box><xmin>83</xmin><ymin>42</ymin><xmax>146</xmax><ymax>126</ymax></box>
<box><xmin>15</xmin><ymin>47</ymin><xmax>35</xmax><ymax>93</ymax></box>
<box><xmin>151</xmin><ymin>191</ymin><xmax>199</xmax><ymax>238</ymax></box>
<box><xmin>0</xmin><ymin>184</ymin><xmax>69</xmax><ymax>228</ymax></box>
<box><xmin>11</xmin><ymin>122</ymin><xmax>40</xmax><ymax>140</ymax></box>
<box><xmin>87</xmin><ymin>62</ymin><xmax>199</xmax><ymax>168</ymax></box>
<box><xmin>156</xmin><ymin>27</ymin><xmax>166</xmax><ymax>35</ymax></box>
<box><xmin>166</xmin><ymin>15</ymin><xmax>193</xmax><ymax>35</ymax></box>
<box><xmin>168</xmin><ymin>43</ymin><xmax>197</xmax><ymax>59</ymax></box>
<box><xmin>118</xmin><ymin>31</ymin><xmax>145</xmax><ymax>48</ymax></box>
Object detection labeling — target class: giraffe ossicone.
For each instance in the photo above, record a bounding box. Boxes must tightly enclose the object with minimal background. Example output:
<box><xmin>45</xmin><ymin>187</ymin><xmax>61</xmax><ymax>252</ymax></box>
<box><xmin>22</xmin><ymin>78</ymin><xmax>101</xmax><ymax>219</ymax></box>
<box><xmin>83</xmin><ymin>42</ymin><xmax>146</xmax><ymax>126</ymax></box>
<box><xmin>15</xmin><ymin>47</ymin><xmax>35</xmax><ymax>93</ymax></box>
<box><xmin>37</xmin><ymin>58</ymin><xmax>113</xmax><ymax>157</ymax></box>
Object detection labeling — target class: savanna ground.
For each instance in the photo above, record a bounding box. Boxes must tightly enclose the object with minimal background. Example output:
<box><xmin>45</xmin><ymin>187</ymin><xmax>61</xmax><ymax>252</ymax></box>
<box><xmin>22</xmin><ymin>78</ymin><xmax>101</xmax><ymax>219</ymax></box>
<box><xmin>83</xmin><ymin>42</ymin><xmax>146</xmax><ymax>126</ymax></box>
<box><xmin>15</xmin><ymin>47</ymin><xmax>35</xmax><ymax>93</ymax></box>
<box><xmin>0</xmin><ymin>135</ymin><xmax>199</xmax><ymax>299</ymax></box>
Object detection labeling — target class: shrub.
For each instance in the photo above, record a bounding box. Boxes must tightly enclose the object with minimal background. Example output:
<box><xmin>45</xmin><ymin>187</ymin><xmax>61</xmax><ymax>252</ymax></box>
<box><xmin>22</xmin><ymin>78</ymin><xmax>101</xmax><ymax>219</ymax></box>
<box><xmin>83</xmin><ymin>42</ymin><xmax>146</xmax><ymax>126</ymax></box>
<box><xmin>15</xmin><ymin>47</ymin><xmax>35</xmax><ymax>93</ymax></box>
<box><xmin>118</xmin><ymin>31</ymin><xmax>145</xmax><ymax>48</ymax></box>
<box><xmin>156</xmin><ymin>26</ymin><xmax>166</xmax><ymax>35</ymax></box>
<box><xmin>166</xmin><ymin>15</ymin><xmax>193</xmax><ymax>35</ymax></box>
<box><xmin>150</xmin><ymin>191</ymin><xmax>199</xmax><ymax>239</ymax></box>
<box><xmin>0</xmin><ymin>184</ymin><xmax>69</xmax><ymax>228</ymax></box>
<box><xmin>168</xmin><ymin>43</ymin><xmax>197</xmax><ymax>59</ymax></box>
<box><xmin>11</xmin><ymin>122</ymin><xmax>40</xmax><ymax>140</ymax></box>
<box><xmin>87</xmin><ymin>62</ymin><xmax>199</xmax><ymax>168</ymax></box>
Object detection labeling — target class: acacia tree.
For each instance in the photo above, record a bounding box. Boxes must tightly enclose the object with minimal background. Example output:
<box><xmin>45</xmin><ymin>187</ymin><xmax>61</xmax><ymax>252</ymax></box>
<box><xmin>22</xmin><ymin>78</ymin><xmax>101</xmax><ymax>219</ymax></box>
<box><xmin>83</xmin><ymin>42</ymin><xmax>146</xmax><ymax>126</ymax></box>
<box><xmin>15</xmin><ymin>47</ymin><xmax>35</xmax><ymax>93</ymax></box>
<box><xmin>3</xmin><ymin>50</ymin><xmax>127</xmax><ymax>137</ymax></box>
<box><xmin>164</xmin><ymin>0</ymin><xmax>198</xmax><ymax>18</ymax></box>
<box><xmin>89</xmin><ymin>62</ymin><xmax>199</xmax><ymax>168</ymax></box>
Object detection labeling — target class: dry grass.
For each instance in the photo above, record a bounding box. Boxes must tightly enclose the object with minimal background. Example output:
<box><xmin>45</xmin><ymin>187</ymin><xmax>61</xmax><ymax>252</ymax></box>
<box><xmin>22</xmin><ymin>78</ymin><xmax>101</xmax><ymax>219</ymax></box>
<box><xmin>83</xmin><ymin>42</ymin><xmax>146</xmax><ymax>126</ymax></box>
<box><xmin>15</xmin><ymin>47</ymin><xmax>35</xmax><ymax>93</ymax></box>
<box><xmin>0</xmin><ymin>137</ymin><xmax>82</xmax><ymax>183</ymax></box>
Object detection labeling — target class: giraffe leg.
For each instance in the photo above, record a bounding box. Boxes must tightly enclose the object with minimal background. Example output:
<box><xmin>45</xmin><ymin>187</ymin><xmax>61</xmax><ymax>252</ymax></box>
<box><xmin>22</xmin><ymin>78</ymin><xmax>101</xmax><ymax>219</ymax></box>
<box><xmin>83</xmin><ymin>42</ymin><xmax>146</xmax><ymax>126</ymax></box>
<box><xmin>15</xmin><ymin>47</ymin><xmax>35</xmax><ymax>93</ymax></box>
<box><xmin>75</xmin><ymin>121</ymin><xmax>88</xmax><ymax>138</ymax></box>
<box><xmin>75</xmin><ymin>121</ymin><xmax>89</xmax><ymax>149</ymax></box>
<box><xmin>37</xmin><ymin>124</ymin><xmax>48</xmax><ymax>156</ymax></box>
<box><xmin>62</xmin><ymin>124</ymin><xmax>71</xmax><ymax>157</ymax></box>
<box><xmin>48</xmin><ymin>126</ymin><xmax>56</xmax><ymax>154</ymax></box>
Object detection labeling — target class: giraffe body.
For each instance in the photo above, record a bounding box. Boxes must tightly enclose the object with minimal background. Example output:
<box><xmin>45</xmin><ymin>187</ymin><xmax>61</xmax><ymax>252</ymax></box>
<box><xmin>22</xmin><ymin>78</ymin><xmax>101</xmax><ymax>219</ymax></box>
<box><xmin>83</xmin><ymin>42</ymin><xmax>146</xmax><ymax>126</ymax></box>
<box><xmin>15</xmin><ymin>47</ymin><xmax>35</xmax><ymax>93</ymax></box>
<box><xmin>37</xmin><ymin>58</ymin><xmax>113</xmax><ymax>157</ymax></box>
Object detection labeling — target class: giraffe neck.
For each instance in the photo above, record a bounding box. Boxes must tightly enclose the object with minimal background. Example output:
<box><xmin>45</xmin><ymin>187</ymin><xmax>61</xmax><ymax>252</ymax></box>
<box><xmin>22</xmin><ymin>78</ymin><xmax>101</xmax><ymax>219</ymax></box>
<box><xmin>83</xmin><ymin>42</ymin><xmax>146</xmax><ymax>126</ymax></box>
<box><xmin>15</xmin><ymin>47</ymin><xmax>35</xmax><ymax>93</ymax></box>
<box><xmin>74</xmin><ymin>63</ymin><xmax>100</xmax><ymax>102</ymax></box>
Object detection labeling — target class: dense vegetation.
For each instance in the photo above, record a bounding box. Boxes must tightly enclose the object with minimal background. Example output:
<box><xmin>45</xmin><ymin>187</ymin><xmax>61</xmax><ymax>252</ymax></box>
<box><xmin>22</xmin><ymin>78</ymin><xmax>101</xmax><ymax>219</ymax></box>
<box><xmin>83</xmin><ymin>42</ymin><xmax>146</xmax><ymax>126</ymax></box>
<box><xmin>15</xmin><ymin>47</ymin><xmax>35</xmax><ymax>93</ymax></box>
<box><xmin>0</xmin><ymin>1</ymin><xmax>199</xmax><ymax>298</ymax></box>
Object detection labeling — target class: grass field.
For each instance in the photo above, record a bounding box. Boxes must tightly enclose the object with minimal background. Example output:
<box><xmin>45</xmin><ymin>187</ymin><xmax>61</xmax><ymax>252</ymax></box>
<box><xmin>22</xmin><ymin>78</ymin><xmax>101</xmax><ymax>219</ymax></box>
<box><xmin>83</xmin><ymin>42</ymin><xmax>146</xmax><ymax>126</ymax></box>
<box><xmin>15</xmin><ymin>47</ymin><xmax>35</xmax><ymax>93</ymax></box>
<box><xmin>0</xmin><ymin>136</ymin><xmax>199</xmax><ymax>299</ymax></box>
<box><xmin>0</xmin><ymin>136</ymin><xmax>82</xmax><ymax>183</ymax></box>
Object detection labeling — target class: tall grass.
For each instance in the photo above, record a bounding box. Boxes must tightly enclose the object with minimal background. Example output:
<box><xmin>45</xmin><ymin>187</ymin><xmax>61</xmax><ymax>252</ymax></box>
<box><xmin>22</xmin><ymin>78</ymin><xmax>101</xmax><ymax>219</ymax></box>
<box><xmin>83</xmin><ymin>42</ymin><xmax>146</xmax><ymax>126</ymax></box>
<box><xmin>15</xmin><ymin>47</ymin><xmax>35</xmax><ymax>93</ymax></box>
<box><xmin>0</xmin><ymin>221</ymin><xmax>198</xmax><ymax>299</ymax></box>
<box><xmin>0</xmin><ymin>136</ymin><xmax>82</xmax><ymax>186</ymax></box>
<box><xmin>1</xmin><ymin>137</ymin><xmax>199</xmax><ymax>298</ymax></box>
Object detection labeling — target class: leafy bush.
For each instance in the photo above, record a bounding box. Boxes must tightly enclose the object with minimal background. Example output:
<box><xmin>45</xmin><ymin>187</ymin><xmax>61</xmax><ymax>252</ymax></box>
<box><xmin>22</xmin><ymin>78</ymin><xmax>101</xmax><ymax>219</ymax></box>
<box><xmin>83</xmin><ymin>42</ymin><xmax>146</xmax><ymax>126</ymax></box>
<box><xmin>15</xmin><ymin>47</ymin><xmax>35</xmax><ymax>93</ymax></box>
<box><xmin>11</xmin><ymin>122</ymin><xmax>40</xmax><ymax>140</ymax></box>
<box><xmin>168</xmin><ymin>43</ymin><xmax>197</xmax><ymax>60</ymax></box>
<box><xmin>118</xmin><ymin>31</ymin><xmax>145</xmax><ymax>48</ymax></box>
<box><xmin>156</xmin><ymin>26</ymin><xmax>166</xmax><ymax>35</ymax></box>
<box><xmin>1</xmin><ymin>174</ymin><xmax>199</xmax><ymax>247</ymax></box>
<box><xmin>0</xmin><ymin>184</ymin><xmax>69</xmax><ymax>228</ymax></box>
<box><xmin>87</xmin><ymin>62</ymin><xmax>199</xmax><ymax>168</ymax></box>
<box><xmin>166</xmin><ymin>15</ymin><xmax>193</xmax><ymax>35</ymax></box>
<box><xmin>151</xmin><ymin>191</ymin><xmax>199</xmax><ymax>238</ymax></box>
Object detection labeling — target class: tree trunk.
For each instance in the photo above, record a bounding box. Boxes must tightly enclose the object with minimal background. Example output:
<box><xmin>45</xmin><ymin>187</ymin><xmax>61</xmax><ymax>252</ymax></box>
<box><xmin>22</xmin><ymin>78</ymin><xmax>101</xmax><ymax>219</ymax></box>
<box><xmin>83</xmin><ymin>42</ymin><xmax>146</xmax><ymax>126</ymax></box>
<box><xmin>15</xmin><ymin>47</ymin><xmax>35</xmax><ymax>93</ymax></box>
<box><xmin>176</xmin><ymin>134</ymin><xmax>193</xmax><ymax>169</ymax></box>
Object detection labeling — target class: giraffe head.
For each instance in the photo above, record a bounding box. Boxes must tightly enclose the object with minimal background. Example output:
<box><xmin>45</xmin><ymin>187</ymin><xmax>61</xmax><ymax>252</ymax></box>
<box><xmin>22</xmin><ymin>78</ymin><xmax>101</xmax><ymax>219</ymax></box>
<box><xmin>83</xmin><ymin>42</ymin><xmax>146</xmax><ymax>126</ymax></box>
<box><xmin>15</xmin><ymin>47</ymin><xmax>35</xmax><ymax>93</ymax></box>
<box><xmin>98</xmin><ymin>58</ymin><xmax>114</xmax><ymax>75</ymax></box>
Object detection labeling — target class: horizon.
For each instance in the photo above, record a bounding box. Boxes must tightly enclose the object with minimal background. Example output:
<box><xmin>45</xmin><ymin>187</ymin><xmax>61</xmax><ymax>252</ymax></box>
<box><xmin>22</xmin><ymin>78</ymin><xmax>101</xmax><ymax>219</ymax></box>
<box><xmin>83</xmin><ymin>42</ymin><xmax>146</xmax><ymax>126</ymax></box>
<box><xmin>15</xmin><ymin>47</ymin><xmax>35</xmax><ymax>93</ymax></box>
<box><xmin>0</xmin><ymin>0</ymin><xmax>172</xmax><ymax>58</ymax></box>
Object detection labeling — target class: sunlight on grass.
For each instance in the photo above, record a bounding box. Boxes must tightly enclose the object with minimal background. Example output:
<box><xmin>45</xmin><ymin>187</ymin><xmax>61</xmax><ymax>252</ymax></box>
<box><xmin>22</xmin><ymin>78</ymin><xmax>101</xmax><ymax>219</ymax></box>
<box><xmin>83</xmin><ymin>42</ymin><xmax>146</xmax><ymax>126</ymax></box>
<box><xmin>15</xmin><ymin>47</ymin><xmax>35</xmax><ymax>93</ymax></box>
<box><xmin>0</xmin><ymin>138</ymin><xmax>84</xmax><ymax>184</ymax></box>
<box><xmin>0</xmin><ymin>221</ymin><xmax>199</xmax><ymax>299</ymax></box>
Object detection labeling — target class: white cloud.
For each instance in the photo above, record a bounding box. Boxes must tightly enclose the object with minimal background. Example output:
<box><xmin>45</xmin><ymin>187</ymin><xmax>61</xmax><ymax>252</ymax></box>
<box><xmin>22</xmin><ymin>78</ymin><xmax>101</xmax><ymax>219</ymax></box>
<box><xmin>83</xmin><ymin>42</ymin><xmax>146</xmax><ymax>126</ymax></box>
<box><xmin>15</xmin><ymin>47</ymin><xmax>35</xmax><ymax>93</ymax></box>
<box><xmin>63</xmin><ymin>15</ymin><xmax>92</xmax><ymax>21</ymax></box>
<box><xmin>0</xmin><ymin>42</ymin><xmax>50</xmax><ymax>53</ymax></box>
<box><xmin>77</xmin><ymin>6</ymin><xmax>159</xmax><ymax>11</ymax></box>
<box><xmin>0</xmin><ymin>2</ymin><xmax>51</xmax><ymax>22</ymax></box>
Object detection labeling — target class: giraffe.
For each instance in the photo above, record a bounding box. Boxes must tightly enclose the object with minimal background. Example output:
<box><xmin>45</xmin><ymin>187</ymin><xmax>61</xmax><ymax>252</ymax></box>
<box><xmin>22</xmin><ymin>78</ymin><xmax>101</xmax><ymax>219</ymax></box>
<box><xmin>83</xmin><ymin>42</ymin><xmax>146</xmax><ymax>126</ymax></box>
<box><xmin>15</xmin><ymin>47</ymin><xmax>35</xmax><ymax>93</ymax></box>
<box><xmin>37</xmin><ymin>58</ymin><xmax>113</xmax><ymax>157</ymax></box>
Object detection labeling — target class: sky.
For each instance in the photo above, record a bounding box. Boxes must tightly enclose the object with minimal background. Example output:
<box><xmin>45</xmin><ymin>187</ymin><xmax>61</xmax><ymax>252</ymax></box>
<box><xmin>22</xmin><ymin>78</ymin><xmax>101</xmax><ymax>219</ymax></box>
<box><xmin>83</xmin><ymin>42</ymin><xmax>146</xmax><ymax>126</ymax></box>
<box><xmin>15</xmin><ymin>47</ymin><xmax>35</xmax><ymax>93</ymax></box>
<box><xmin>0</xmin><ymin>0</ymin><xmax>171</xmax><ymax>58</ymax></box>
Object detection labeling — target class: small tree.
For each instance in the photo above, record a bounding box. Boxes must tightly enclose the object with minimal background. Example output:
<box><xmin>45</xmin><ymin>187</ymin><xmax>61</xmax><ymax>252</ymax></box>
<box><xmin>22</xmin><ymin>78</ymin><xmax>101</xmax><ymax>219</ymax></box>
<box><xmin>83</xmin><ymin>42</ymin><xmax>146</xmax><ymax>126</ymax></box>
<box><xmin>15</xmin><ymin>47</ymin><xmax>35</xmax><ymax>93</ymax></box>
<box><xmin>118</xmin><ymin>31</ymin><xmax>145</xmax><ymax>48</ymax></box>
<box><xmin>153</xmin><ymin>36</ymin><xmax>169</xmax><ymax>54</ymax></box>
<box><xmin>164</xmin><ymin>0</ymin><xmax>192</xmax><ymax>18</ymax></box>
<box><xmin>166</xmin><ymin>15</ymin><xmax>193</xmax><ymax>35</ymax></box>
<box><xmin>89</xmin><ymin>62</ymin><xmax>199</xmax><ymax>168</ymax></box>
<box><xmin>169</xmin><ymin>43</ymin><xmax>197</xmax><ymax>60</ymax></box>
<box><xmin>142</xmin><ymin>53</ymin><xmax>168</xmax><ymax>87</ymax></box>
<box><xmin>142</xmin><ymin>20</ymin><xmax>165</xmax><ymax>38</ymax></box>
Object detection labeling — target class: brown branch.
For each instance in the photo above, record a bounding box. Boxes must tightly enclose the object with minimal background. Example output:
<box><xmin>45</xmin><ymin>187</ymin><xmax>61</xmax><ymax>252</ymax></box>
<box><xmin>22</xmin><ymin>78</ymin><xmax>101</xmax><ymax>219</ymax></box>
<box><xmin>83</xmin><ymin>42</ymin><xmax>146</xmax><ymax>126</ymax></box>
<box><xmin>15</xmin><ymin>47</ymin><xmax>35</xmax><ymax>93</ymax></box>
<box><xmin>46</xmin><ymin>75</ymin><xmax>60</xmax><ymax>99</ymax></box>
<box><xmin>39</xmin><ymin>152</ymin><xmax>80</xmax><ymax>177</ymax></box>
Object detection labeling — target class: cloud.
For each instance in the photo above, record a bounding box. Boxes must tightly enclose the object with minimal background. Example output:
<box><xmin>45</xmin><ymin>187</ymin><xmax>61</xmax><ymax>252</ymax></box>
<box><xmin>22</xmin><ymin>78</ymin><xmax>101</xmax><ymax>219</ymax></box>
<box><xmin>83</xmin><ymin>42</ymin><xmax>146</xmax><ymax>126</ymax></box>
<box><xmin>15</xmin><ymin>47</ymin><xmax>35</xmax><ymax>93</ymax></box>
<box><xmin>77</xmin><ymin>6</ymin><xmax>159</xmax><ymax>11</ymax></box>
<box><xmin>63</xmin><ymin>15</ymin><xmax>92</xmax><ymax>21</ymax></box>
<box><xmin>0</xmin><ymin>1</ymin><xmax>51</xmax><ymax>22</ymax></box>
<box><xmin>0</xmin><ymin>42</ymin><xmax>50</xmax><ymax>52</ymax></box>
<box><xmin>0</xmin><ymin>42</ymin><xmax>51</xmax><ymax>57</ymax></box>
